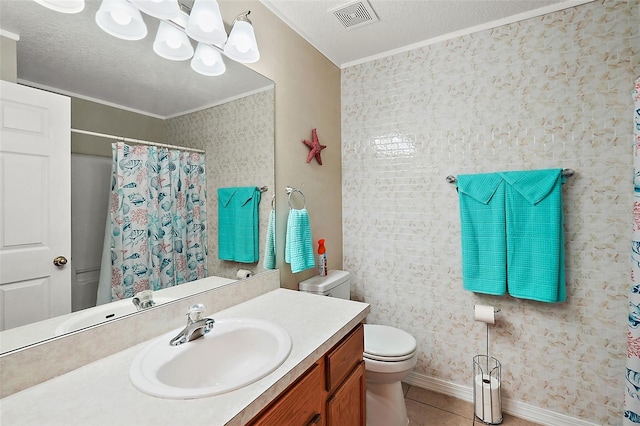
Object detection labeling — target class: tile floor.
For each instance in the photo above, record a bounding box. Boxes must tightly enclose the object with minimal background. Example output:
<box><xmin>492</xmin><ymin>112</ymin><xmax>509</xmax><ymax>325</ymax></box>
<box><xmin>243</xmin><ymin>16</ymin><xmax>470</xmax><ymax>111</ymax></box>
<box><xmin>403</xmin><ymin>385</ymin><xmax>542</xmax><ymax>426</ymax></box>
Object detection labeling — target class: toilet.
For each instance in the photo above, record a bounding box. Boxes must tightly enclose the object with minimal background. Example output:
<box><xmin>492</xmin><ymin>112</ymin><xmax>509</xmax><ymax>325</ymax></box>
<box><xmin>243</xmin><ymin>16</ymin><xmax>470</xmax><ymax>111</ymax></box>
<box><xmin>299</xmin><ymin>270</ymin><xmax>417</xmax><ymax>426</ymax></box>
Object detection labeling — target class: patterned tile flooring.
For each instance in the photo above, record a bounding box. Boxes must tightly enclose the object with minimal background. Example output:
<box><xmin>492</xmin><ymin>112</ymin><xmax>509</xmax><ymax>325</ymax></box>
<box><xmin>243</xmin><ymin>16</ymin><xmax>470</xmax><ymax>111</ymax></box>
<box><xmin>403</xmin><ymin>385</ymin><xmax>542</xmax><ymax>426</ymax></box>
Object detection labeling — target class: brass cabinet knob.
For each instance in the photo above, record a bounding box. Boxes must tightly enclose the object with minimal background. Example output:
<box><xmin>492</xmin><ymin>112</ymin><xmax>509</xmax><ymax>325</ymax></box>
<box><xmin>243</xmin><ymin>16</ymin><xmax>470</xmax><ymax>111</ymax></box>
<box><xmin>53</xmin><ymin>256</ymin><xmax>68</xmax><ymax>267</ymax></box>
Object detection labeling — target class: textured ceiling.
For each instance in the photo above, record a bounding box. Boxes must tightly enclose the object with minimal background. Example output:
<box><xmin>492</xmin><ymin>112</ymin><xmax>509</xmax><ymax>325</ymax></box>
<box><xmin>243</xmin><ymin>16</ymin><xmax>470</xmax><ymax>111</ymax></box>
<box><xmin>0</xmin><ymin>0</ymin><xmax>273</xmax><ymax>118</ymax></box>
<box><xmin>0</xmin><ymin>0</ymin><xmax>592</xmax><ymax>117</ymax></box>
<box><xmin>261</xmin><ymin>0</ymin><xmax>594</xmax><ymax>68</ymax></box>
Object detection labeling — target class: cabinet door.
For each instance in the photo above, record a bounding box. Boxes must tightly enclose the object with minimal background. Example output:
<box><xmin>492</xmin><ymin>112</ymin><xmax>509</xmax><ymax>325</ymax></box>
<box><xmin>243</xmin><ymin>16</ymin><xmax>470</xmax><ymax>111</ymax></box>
<box><xmin>250</xmin><ymin>362</ymin><xmax>325</xmax><ymax>426</ymax></box>
<box><xmin>326</xmin><ymin>361</ymin><xmax>366</xmax><ymax>426</ymax></box>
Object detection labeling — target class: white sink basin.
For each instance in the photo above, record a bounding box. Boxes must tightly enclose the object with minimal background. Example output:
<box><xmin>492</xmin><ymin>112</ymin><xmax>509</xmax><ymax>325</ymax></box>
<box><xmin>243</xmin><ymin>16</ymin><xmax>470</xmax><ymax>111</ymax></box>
<box><xmin>129</xmin><ymin>318</ymin><xmax>292</xmax><ymax>399</ymax></box>
<box><xmin>55</xmin><ymin>297</ymin><xmax>175</xmax><ymax>335</ymax></box>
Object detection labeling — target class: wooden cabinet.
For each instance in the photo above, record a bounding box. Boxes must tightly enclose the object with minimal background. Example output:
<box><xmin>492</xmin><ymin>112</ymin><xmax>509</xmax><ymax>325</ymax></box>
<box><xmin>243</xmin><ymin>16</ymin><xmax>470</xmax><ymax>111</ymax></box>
<box><xmin>325</xmin><ymin>324</ymin><xmax>365</xmax><ymax>426</ymax></box>
<box><xmin>249</xmin><ymin>324</ymin><xmax>365</xmax><ymax>426</ymax></box>
<box><xmin>250</xmin><ymin>363</ymin><xmax>324</xmax><ymax>426</ymax></box>
<box><xmin>326</xmin><ymin>324</ymin><xmax>364</xmax><ymax>392</ymax></box>
<box><xmin>326</xmin><ymin>361</ymin><xmax>366</xmax><ymax>426</ymax></box>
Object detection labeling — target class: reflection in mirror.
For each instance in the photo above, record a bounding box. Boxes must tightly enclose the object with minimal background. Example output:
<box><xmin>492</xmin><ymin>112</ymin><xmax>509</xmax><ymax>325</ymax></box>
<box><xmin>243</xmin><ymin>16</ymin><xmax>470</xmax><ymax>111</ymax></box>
<box><xmin>0</xmin><ymin>0</ymin><xmax>274</xmax><ymax>354</ymax></box>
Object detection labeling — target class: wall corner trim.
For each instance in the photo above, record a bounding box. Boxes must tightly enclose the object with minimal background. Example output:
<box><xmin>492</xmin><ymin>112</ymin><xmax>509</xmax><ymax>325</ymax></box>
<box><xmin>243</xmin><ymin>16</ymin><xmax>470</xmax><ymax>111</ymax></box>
<box><xmin>0</xmin><ymin>29</ymin><xmax>19</xmax><ymax>41</ymax></box>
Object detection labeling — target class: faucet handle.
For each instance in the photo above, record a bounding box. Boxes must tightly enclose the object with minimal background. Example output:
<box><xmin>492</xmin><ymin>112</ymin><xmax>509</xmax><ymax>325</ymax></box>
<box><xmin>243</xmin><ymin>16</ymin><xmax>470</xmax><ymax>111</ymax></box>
<box><xmin>187</xmin><ymin>303</ymin><xmax>207</xmax><ymax>322</ymax></box>
<box><xmin>132</xmin><ymin>290</ymin><xmax>155</xmax><ymax>310</ymax></box>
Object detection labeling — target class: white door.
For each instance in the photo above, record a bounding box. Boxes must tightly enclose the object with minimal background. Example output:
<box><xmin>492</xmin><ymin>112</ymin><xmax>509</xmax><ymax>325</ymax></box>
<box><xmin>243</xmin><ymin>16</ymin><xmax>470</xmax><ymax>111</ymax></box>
<box><xmin>0</xmin><ymin>81</ymin><xmax>71</xmax><ymax>331</ymax></box>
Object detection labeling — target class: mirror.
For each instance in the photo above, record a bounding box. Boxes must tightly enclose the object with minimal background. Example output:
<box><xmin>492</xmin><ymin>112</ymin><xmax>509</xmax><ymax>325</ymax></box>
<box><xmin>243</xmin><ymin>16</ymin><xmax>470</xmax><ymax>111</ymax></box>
<box><xmin>0</xmin><ymin>0</ymin><xmax>275</xmax><ymax>354</ymax></box>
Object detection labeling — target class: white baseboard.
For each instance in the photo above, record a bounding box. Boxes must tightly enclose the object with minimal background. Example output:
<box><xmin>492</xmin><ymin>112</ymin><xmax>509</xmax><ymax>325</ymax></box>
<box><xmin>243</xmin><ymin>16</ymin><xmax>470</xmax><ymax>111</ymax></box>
<box><xmin>403</xmin><ymin>371</ymin><xmax>600</xmax><ymax>426</ymax></box>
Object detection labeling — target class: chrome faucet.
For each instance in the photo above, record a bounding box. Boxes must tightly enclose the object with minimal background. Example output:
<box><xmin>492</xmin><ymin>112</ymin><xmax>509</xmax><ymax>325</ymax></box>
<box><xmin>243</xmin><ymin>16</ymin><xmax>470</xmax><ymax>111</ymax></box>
<box><xmin>132</xmin><ymin>290</ymin><xmax>155</xmax><ymax>311</ymax></box>
<box><xmin>169</xmin><ymin>304</ymin><xmax>215</xmax><ymax>346</ymax></box>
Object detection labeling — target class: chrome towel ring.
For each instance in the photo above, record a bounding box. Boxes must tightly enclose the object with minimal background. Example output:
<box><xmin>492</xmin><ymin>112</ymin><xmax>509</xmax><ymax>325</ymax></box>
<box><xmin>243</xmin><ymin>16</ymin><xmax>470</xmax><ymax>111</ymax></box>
<box><xmin>285</xmin><ymin>186</ymin><xmax>306</xmax><ymax>209</ymax></box>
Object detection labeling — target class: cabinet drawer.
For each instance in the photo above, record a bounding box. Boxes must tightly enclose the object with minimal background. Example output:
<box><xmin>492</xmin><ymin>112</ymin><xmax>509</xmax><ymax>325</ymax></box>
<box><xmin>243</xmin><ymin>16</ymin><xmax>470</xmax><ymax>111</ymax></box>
<box><xmin>325</xmin><ymin>324</ymin><xmax>364</xmax><ymax>392</ymax></box>
<box><xmin>250</xmin><ymin>362</ymin><xmax>324</xmax><ymax>426</ymax></box>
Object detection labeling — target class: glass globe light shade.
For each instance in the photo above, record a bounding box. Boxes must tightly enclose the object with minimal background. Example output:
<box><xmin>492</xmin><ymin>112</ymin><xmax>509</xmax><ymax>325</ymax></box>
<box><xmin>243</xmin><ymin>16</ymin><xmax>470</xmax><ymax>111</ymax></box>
<box><xmin>129</xmin><ymin>0</ymin><xmax>180</xmax><ymax>20</ymax></box>
<box><xmin>95</xmin><ymin>0</ymin><xmax>147</xmax><ymax>41</ymax></box>
<box><xmin>153</xmin><ymin>21</ymin><xmax>194</xmax><ymax>61</ymax></box>
<box><xmin>34</xmin><ymin>0</ymin><xmax>85</xmax><ymax>14</ymax></box>
<box><xmin>223</xmin><ymin>19</ymin><xmax>259</xmax><ymax>64</ymax></box>
<box><xmin>191</xmin><ymin>43</ymin><xmax>226</xmax><ymax>76</ymax></box>
<box><xmin>185</xmin><ymin>0</ymin><xmax>227</xmax><ymax>46</ymax></box>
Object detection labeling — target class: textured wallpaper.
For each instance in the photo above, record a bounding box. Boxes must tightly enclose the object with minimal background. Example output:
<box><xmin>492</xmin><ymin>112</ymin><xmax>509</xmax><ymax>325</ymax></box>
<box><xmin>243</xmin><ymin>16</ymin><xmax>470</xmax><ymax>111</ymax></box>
<box><xmin>165</xmin><ymin>88</ymin><xmax>275</xmax><ymax>280</ymax></box>
<box><xmin>341</xmin><ymin>0</ymin><xmax>638</xmax><ymax>423</ymax></box>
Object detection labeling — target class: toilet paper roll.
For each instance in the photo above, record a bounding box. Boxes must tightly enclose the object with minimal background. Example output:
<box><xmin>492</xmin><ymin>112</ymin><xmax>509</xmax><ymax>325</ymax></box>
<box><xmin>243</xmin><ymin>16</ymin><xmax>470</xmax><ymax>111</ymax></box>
<box><xmin>237</xmin><ymin>269</ymin><xmax>253</xmax><ymax>279</ymax></box>
<box><xmin>474</xmin><ymin>374</ymin><xmax>501</xmax><ymax>423</ymax></box>
<box><xmin>474</xmin><ymin>304</ymin><xmax>496</xmax><ymax>324</ymax></box>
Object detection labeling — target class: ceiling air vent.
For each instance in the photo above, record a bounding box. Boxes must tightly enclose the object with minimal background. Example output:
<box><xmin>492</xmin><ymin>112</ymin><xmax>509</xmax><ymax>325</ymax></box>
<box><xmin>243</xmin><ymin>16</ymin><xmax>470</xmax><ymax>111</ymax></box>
<box><xmin>330</xmin><ymin>0</ymin><xmax>379</xmax><ymax>31</ymax></box>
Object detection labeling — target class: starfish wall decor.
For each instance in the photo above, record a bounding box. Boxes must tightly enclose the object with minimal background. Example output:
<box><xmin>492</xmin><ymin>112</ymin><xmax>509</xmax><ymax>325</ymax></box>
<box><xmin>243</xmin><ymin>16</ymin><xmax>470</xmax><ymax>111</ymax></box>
<box><xmin>302</xmin><ymin>128</ymin><xmax>326</xmax><ymax>165</ymax></box>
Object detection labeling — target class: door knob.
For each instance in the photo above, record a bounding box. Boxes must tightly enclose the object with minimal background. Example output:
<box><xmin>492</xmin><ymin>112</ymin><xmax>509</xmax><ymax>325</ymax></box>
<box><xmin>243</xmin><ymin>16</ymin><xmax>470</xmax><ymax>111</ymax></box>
<box><xmin>53</xmin><ymin>256</ymin><xmax>68</xmax><ymax>267</ymax></box>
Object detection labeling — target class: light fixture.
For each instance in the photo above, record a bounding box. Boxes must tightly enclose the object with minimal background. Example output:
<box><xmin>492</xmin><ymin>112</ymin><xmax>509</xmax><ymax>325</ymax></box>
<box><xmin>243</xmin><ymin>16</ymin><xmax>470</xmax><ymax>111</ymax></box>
<box><xmin>34</xmin><ymin>0</ymin><xmax>85</xmax><ymax>13</ymax></box>
<box><xmin>223</xmin><ymin>11</ymin><xmax>260</xmax><ymax>64</ymax></box>
<box><xmin>185</xmin><ymin>0</ymin><xmax>227</xmax><ymax>46</ymax></box>
<box><xmin>36</xmin><ymin>0</ymin><xmax>261</xmax><ymax>76</ymax></box>
<box><xmin>153</xmin><ymin>21</ymin><xmax>194</xmax><ymax>61</ymax></box>
<box><xmin>191</xmin><ymin>43</ymin><xmax>226</xmax><ymax>76</ymax></box>
<box><xmin>129</xmin><ymin>0</ymin><xmax>180</xmax><ymax>20</ymax></box>
<box><xmin>95</xmin><ymin>0</ymin><xmax>147</xmax><ymax>41</ymax></box>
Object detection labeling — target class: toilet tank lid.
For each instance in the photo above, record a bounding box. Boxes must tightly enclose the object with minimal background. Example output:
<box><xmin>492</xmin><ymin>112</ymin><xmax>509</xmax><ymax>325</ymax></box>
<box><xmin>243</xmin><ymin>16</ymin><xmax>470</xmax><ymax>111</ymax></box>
<box><xmin>299</xmin><ymin>270</ymin><xmax>350</xmax><ymax>292</ymax></box>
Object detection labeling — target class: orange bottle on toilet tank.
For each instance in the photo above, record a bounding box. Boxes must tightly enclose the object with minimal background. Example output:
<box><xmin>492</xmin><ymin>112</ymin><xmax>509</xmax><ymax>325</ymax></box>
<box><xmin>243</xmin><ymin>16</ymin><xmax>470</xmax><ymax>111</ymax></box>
<box><xmin>317</xmin><ymin>239</ymin><xmax>327</xmax><ymax>277</ymax></box>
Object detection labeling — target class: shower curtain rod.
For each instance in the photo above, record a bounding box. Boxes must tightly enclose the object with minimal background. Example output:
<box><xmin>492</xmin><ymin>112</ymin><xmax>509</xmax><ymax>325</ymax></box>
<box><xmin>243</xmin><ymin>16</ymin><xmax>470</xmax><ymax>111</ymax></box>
<box><xmin>71</xmin><ymin>128</ymin><xmax>206</xmax><ymax>154</ymax></box>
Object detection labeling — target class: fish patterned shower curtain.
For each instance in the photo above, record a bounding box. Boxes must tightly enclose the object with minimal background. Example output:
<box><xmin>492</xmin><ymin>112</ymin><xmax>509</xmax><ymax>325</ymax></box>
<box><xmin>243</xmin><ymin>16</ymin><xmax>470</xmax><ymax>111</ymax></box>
<box><xmin>626</xmin><ymin>77</ymin><xmax>640</xmax><ymax>423</ymax></box>
<box><xmin>103</xmin><ymin>142</ymin><xmax>207</xmax><ymax>302</ymax></box>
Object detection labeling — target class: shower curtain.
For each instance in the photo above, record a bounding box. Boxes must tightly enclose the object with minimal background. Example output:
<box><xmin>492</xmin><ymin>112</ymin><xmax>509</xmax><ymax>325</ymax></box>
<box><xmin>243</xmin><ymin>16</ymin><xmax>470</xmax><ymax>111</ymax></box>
<box><xmin>96</xmin><ymin>142</ymin><xmax>207</xmax><ymax>304</ymax></box>
<box><xmin>626</xmin><ymin>77</ymin><xmax>640</xmax><ymax>423</ymax></box>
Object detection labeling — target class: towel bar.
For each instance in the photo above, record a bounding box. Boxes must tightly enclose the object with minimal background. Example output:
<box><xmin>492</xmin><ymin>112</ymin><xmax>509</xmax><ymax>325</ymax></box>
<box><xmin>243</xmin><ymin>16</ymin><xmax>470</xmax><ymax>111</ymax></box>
<box><xmin>446</xmin><ymin>168</ymin><xmax>575</xmax><ymax>184</ymax></box>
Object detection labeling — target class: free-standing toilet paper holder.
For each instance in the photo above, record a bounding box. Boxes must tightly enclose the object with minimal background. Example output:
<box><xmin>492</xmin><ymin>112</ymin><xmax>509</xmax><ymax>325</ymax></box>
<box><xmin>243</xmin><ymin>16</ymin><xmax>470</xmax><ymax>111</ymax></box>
<box><xmin>473</xmin><ymin>355</ymin><xmax>502</xmax><ymax>424</ymax></box>
<box><xmin>473</xmin><ymin>305</ymin><xmax>503</xmax><ymax>424</ymax></box>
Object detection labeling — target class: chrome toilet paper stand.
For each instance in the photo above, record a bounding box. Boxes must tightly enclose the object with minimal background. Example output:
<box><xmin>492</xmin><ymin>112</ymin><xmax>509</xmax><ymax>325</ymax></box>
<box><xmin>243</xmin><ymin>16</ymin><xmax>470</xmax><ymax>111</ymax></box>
<box><xmin>473</xmin><ymin>306</ymin><xmax>503</xmax><ymax>425</ymax></box>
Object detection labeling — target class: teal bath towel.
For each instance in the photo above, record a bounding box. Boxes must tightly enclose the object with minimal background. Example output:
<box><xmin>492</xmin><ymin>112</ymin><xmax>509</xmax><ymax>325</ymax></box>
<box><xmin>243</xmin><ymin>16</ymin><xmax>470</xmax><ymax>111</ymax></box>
<box><xmin>499</xmin><ymin>169</ymin><xmax>566</xmax><ymax>303</ymax></box>
<box><xmin>285</xmin><ymin>208</ymin><xmax>315</xmax><ymax>273</ymax></box>
<box><xmin>217</xmin><ymin>187</ymin><xmax>261</xmax><ymax>263</ymax></box>
<box><xmin>264</xmin><ymin>209</ymin><xmax>276</xmax><ymax>270</ymax></box>
<box><xmin>457</xmin><ymin>173</ymin><xmax>507</xmax><ymax>296</ymax></box>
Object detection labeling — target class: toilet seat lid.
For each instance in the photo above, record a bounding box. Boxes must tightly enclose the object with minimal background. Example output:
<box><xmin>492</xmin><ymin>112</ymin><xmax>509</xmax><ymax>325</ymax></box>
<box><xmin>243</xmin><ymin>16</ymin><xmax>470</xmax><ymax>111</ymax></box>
<box><xmin>363</xmin><ymin>324</ymin><xmax>417</xmax><ymax>361</ymax></box>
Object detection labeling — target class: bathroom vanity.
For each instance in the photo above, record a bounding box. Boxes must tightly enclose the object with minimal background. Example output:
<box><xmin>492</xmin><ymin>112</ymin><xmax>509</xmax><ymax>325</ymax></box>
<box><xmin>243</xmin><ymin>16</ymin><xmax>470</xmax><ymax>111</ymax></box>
<box><xmin>0</xmin><ymin>288</ymin><xmax>369</xmax><ymax>425</ymax></box>
<box><xmin>250</xmin><ymin>324</ymin><xmax>365</xmax><ymax>425</ymax></box>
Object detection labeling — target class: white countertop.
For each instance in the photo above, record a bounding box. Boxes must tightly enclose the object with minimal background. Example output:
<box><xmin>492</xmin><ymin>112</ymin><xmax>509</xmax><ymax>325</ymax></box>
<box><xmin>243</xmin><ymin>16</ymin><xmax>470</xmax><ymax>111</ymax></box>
<box><xmin>0</xmin><ymin>289</ymin><xmax>370</xmax><ymax>426</ymax></box>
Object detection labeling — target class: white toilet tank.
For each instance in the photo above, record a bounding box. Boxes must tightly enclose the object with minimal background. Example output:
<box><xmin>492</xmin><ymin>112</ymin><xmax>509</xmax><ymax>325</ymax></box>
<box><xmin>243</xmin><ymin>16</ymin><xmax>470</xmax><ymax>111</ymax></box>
<box><xmin>299</xmin><ymin>270</ymin><xmax>351</xmax><ymax>300</ymax></box>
